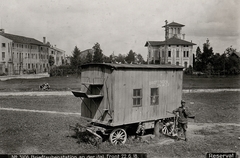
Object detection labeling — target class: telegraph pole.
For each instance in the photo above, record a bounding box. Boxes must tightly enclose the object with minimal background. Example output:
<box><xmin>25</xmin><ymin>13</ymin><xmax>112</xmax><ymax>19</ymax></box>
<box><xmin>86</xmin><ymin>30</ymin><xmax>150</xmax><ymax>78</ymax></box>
<box><xmin>164</xmin><ymin>20</ymin><xmax>169</xmax><ymax>64</ymax></box>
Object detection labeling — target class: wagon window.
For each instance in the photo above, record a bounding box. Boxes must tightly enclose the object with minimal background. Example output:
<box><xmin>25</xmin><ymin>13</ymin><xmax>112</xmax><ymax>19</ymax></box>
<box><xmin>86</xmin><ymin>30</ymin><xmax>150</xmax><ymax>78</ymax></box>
<box><xmin>133</xmin><ymin>89</ymin><xmax>142</xmax><ymax>106</ymax></box>
<box><xmin>151</xmin><ymin>88</ymin><xmax>159</xmax><ymax>105</ymax></box>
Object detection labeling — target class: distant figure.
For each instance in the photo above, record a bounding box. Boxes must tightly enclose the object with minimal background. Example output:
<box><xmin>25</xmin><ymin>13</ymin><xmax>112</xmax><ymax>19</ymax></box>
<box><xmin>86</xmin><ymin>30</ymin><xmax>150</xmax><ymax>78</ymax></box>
<box><xmin>173</xmin><ymin>100</ymin><xmax>189</xmax><ymax>141</ymax></box>
<box><xmin>39</xmin><ymin>83</ymin><xmax>50</xmax><ymax>90</ymax></box>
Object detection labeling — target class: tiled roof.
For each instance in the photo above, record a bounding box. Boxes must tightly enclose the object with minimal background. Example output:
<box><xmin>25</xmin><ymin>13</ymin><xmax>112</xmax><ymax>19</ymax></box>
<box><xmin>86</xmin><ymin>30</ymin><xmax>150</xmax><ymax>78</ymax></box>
<box><xmin>232</xmin><ymin>51</ymin><xmax>240</xmax><ymax>57</ymax></box>
<box><xmin>145</xmin><ymin>41</ymin><xmax>164</xmax><ymax>47</ymax></box>
<box><xmin>164</xmin><ymin>37</ymin><xmax>196</xmax><ymax>45</ymax></box>
<box><xmin>0</xmin><ymin>32</ymin><xmax>45</xmax><ymax>46</ymax></box>
<box><xmin>163</xmin><ymin>22</ymin><xmax>185</xmax><ymax>27</ymax></box>
<box><xmin>80</xmin><ymin>49</ymin><xmax>94</xmax><ymax>58</ymax></box>
<box><xmin>145</xmin><ymin>37</ymin><xmax>196</xmax><ymax>47</ymax></box>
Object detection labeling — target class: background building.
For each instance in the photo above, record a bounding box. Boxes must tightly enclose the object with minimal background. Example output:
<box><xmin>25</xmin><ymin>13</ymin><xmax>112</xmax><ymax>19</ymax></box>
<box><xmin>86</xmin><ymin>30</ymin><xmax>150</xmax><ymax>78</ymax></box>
<box><xmin>0</xmin><ymin>29</ymin><xmax>65</xmax><ymax>75</ymax></box>
<box><xmin>145</xmin><ymin>22</ymin><xmax>196</xmax><ymax>68</ymax></box>
<box><xmin>49</xmin><ymin>45</ymin><xmax>65</xmax><ymax>66</ymax></box>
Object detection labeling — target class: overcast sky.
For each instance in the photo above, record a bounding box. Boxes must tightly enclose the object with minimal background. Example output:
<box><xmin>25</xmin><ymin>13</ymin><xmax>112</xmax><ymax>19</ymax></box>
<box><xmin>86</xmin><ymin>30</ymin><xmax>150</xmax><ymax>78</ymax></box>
<box><xmin>0</xmin><ymin>0</ymin><xmax>239</xmax><ymax>59</ymax></box>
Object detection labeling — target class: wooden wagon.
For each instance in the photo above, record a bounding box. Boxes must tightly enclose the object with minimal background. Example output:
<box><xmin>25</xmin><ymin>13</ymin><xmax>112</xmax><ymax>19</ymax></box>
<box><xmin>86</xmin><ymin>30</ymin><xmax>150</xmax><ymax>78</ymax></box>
<box><xmin>71</xmin><ymin>63</ymin><xmax>183</xmax><ymax>144</ymax></box>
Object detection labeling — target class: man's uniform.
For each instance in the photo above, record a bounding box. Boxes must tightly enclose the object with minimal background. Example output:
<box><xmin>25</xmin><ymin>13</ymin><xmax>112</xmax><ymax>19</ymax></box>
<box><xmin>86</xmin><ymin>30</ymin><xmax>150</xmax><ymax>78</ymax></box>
<box><xmin>173</xmin><ymin>101</ymin><xmax>189</xmax><ymax>141</ymax></box>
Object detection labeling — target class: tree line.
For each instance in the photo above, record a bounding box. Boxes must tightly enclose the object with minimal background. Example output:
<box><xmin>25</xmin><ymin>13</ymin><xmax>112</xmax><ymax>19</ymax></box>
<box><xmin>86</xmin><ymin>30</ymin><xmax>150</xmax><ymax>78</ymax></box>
<box><xmin>49</xmin><ymin>43</ymin><xmax>146</xmax><ymax>76</ymax></box>
<box><xmin>70</xmin><ymin>43</ymin><xmax>146</xmax><ymax>71</ymax></box>
<box><xmin>49</xmin><ymin>40</ymin><xmax>240</xmax><ymax>76</ymax></box>
<box><xmin>193</xmin><ymin>39</ymin><xmax>240</xmax><ymax>75</ymax></box>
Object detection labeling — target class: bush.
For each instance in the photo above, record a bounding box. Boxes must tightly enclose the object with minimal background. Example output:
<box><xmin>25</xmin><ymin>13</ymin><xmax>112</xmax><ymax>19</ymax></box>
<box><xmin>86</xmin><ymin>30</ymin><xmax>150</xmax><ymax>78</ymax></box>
<box><xmin>184</xmin><ymin>65</ymin><xmax>193</xmax><ymax>75</ymax></box>
<box><xmin>50</xmin><ymin>65</ymin><xmax>79</xmax><ymax>76</ymax></box>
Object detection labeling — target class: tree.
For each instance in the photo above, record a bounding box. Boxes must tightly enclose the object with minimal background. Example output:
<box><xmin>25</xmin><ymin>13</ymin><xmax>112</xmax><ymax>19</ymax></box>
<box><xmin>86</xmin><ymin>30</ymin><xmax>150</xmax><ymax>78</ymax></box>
<box><xmin>48</xmin><ymin>55</ymin><xmax>55</xmax><ymax>67</ymax></box>
<box><xmin>103</xmin><ymin>56</ymin><xmax>111</xmax><ymax>63</ymax></box>
<box><xmin>70</xmin><ymin>46</ymin><xmax>81</xmax><ymax>69</ymax></box>
<box><xmin>84</xmin><ymin>52</ymin><xmax>93</xmax><ymax>64</ymax></box>
<box><xmin>223</xmin><ymin>46</ymin><xmax>240</xmax><ymax>75</ymax></box>
<box><xmin>115</xmin><ymin>54</ymin><xmax>126</xmax><ymax>63</ymax></box>
<box><xmin>92</xmin><ymin>43</ymin><xmax>103</xmax><ymax>63</ymax></box>
<box><xmin>135</xmin><ymin>53</ymin><xmax>145</xmax><ymax>64</ymax></box>
<box><xmin>194</xmin><ymin>46</ymin><xmax>202</xmax><ymax>71</ymax></box>
<box><xmin>125</xmin><ymin>50</ymin><xmax>135</xmax><ymax>64</ymax></box>
<box><xmin>201</xmin><ymin>39</ymin><xmax>214</xmax><ymax>72</ymax></box>
<box><xmin>194</xmin><ymin>39</ymin><xmax>214</xmax><ymax>73</ymax></box>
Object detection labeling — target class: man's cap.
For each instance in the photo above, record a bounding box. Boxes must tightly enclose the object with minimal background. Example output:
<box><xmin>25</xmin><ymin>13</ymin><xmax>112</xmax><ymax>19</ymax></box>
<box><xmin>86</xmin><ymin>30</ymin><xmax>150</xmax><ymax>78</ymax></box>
<box><xmin>181</xmin><ymin>100</ymin><xmax>186</xmax><ymax>103</ymax></box>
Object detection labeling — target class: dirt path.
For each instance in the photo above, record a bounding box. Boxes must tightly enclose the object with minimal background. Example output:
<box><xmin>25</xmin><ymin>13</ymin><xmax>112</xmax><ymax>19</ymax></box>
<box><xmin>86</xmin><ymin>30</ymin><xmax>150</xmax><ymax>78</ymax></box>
<box><xmin>0</xmin><ymin>107</ymin><xmax>81</xmax><ymax>115</ymax></box>
<box><xmin>0</xmin><ymin>88</ymin><xmax>239</xmax><ymax>96</ymax></box>
<box><xmin>0</xmin><ymin>91</ymin><xmax>72</xmax><ymax>96</ymax></box>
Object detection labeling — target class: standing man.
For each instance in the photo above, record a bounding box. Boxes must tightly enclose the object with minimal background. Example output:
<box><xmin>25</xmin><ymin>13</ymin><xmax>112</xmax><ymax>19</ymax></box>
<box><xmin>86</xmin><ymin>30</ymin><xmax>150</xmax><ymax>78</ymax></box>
<box><xmin>173</xmin><ymin>100</ymin><xmax>189</xmax><ymax>141</ymax></box>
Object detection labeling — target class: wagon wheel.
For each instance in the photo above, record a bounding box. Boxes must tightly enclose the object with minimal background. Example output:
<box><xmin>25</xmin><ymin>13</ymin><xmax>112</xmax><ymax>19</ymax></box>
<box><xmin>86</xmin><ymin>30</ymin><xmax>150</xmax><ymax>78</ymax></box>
<box><xmin>162</xmin><ymin>124</ymin><xmax>174</xmax><ymax>135</ymax></box>
<box><xmin>109</xmin><ymin>128</ymin><xmax>127</xmax><ymax>145</ymax></box>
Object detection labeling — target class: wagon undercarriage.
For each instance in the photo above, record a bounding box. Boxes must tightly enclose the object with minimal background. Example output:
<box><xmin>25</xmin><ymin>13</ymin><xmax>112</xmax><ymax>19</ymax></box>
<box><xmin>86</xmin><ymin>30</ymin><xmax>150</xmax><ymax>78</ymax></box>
<box><xmin>70</xmin><ymin>116</ymin><xmax>177</xmax><ymax>145</ymax></box>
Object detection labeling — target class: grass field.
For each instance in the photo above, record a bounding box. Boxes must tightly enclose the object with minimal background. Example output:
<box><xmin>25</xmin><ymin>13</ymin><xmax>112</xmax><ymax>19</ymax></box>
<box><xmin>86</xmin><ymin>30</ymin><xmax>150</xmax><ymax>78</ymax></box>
<box><xmin>0</xmin><ymin>74</ymin><xmax>239</xmax><ymax>157</ymax></box>
<box><xmin>0</xmin><ymin>92</ymin><xmax>239</xmax><ymax>157</ymax></box>
<box><xmin>0</xmin><ymin>74</ymin><xmax>240</xmax><ymax>92</ymax></box>
<box><xmin>183</xmin><ymin>75</ymin><xmax>240</xmax><ymax>89</ymax></box>
<box><xmin>0</xmin><ymin>75</ymin><xmax>81</xmax><ymax>92</ymax></box>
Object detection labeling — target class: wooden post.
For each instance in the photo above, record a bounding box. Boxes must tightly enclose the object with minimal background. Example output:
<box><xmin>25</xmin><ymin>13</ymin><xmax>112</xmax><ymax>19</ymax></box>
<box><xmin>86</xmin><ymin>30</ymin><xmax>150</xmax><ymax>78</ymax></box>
<box><xmin>154</xmin><ymin>120</ymin><xmax>160</xmax><ymax>139</ymax></box>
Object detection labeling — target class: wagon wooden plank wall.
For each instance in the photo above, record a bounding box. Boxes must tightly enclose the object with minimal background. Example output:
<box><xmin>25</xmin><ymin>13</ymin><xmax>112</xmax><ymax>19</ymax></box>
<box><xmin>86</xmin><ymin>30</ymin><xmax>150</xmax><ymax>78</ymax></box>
<box><xmin>73</xmin><ymin>63</ymin><xmax>183</xmax><ymax>127</ymax></box>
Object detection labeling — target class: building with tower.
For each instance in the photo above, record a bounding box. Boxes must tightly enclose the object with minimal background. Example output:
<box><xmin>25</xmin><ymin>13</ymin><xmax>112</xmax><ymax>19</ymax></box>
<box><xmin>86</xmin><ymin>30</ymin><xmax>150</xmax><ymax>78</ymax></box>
<box><xmin>145</xmin><ymin>21</ymin><xmax>196</xmax><ymax>68</ymax></box>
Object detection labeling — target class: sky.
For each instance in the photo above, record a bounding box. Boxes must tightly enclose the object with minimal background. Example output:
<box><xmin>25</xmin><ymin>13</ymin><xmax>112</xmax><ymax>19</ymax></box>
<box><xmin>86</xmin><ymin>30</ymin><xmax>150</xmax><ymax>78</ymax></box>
<box><xmin>0</xmin><ymin>0</ymin><xmax>239</xmax><ymax>59</ymax></box>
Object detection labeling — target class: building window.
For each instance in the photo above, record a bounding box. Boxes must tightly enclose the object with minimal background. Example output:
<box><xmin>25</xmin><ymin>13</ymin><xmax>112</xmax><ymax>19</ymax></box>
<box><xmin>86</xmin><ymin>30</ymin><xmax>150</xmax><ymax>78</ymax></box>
<box><xmin>17</xmin><ymin>53</ymin><xmax>18</xmax><ymax>58</ymax></box>
<box><xmin>28</xmin><ymin>64</ymin><xmax>30</xmax><ymax>69</ymax></box>
<box><xmin>133</xmin><ymin>89</ymin><xmax>142</xmax><ymax>106</ymax></box>
<box><xmin>168</xmin><ymin>51</ymin><xmax>171</xmax><ymax>57</ymax></box>
<box><xmin>168</xmin><ymin>62</ymin><xmax>171</xmax><ymax>64</ymax></box>
<box><xmin>2</xmin><ymin>52</ymin><xmax>5</xmax><ymax>60</ymax></box>
<box><xmin>183</xmin><ymin>51</ymin><xmax>189</xmax><ymax>57</ymax></box>
<box><xmin>151</xmin><ymin>88</ymin><xmax>159</xmax><ymax>105</ymax></box>
<box><xmin>176</xmin><ymin>62</ymin><xmax>179</xmax><ymax>66</ymax></box>
<box><xmin>2</xmin><ymin>43</ymin><xmax>6</xmax><ymax>47</ymax></box>
<box><xmin>184</xmin><ymin>62</ymin><xmax>188</xmax><ymax>68</ymax></box>
<box><xmin>176</xmin><ymin>50</ymin><xmax>179</xmax><ymax>58</ymax></box>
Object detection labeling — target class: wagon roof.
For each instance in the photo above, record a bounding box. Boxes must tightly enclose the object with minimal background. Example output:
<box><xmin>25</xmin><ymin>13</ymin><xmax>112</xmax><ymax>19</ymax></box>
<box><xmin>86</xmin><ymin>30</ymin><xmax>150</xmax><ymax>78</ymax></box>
<box><xmin>81</xmin><ymin>63</ymin><xmax>184</xmax><ymax>70</ymax></box>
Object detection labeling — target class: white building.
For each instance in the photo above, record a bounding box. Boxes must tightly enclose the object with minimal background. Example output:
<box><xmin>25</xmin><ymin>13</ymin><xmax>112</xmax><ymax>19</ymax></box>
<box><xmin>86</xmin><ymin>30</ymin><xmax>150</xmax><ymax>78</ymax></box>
<box><xmin>0</xmin><ymin>29</ymin><xmax>65</xmax><ymax>75</ymax></box>
<box><xmin>145</xmin><ymin>22</ymin><xmax>196</xmax><ymax>68</ymax></box>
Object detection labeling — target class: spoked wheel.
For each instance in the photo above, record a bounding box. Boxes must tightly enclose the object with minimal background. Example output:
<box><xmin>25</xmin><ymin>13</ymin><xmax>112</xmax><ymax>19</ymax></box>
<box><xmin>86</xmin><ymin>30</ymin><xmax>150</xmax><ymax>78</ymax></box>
<box><xmin>162</xmin><ymin>123</ymin><xmax>174</xmax><ymax>136</ymax></box>
<box><xmin>109</xmin><ymin>128</ymin><xmax>127</xmax><ymax>145</ymax></box>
